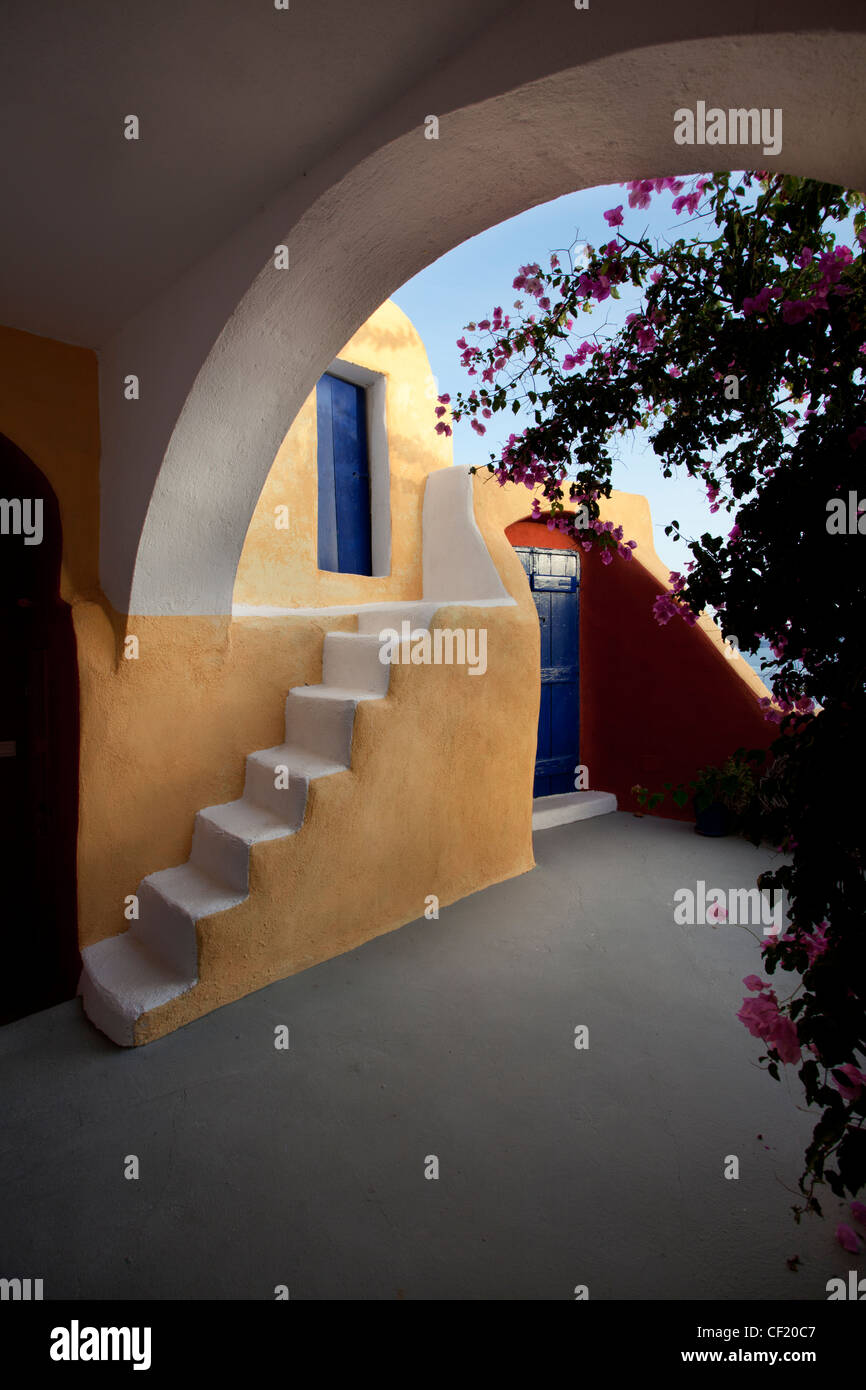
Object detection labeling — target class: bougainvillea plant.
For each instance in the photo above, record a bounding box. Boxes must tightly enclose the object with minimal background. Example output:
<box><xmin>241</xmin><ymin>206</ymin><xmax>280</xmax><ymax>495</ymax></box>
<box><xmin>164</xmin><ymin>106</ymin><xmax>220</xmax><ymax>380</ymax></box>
<box><xmin>436</xmin><ymin>172</ymin><xmax>866</xmax><ymax>1226</ymax></box>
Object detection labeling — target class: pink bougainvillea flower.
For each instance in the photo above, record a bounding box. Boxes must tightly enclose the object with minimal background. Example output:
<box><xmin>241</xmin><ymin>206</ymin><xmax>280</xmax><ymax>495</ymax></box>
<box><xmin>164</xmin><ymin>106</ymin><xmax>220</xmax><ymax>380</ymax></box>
<box><xmin>832</xmin><ymin>1064</ymin><xmax>866</xmax><ymax>1103</ymax></box>
<box><xmin>603</xmin><ymin>205</ymin><xmax>624</xmax><ymax>227</ymax></box>
<box><xmin>743</xmin><ymin>287</ymin><xmax>773</xmax><ymax>317</ymax></box>
<box><xmin>737</xmin><ymin>990</ymin><xmax>801</xmax><ymax>1063</ymax></box>
<box><xmin>707</xmin><ymin>903</ymin><xmax>728</xmax><ymax>923</ymax></box>
<box><xmin>802</xmin><ymin>920</ymin><xmax>830</xmax><ymax>966</ymax></box>
<box><xmin>781</xmin><ymin>299</ymin><xmax>812</xmax><ymax>324</ymax></box>
<box><xmin>470</xmin><ymin>419</ymin><xmax>485</xmax><ymax>436</ymax></box>
<box><xmin>850</xmin><ymin>1201</ymin><xmax>866</xmax><ymax>1227</ymax></box>
<box><xmin>836</xmin><ymin>1224</ymin><xmax>861</xmax><ymax>1254</ymax></box>
<box><xmin>737</xmin><ymin>991</ymin><xmax>780</xmax><ymax>1039</ymax></box>
<box><xmin>652</xmin><ymin>592</ymin><xmax>678</xmax><ymax>625</ymax></box>
<box><xmin>437</xmin><ymin>393</ymin><xmax>451</xmax><ymax>404</ymax></box>
<box><xmin>795</xmin><ymin>247</ymin><xmax>813</xmax><ymax>267</ymax></box>
<box><xmin>743</xmin><ymin>975</ymin><xmax>765</xmax><ymax>992</ymax></box>
<box><xmin>625</xmin><ymin>179</ymin><xmax>655</xmax><ymax>210</ymax></box>
<box><xmin>769</xmin><ymin>1016</ymin><xmax>801</xmax><ymax>1065</ymax></box>
<box><xmin>728</xmin><ymin>524</ymin><xmax>742</xmax><ymax>541</ymax></box>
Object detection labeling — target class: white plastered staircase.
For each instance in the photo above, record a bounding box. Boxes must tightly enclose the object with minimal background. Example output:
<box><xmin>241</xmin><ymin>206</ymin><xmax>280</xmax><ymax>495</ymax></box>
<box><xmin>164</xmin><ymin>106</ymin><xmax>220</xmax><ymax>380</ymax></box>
<box><xmin>79</xmin><ymin>604</ymin><xmax>442</xmax><ymax>1045</ymax></box>
<box><xmin>80</xmin><ymin>468</ymin><xmax>521</xmax><ymax>1045</ymax></box>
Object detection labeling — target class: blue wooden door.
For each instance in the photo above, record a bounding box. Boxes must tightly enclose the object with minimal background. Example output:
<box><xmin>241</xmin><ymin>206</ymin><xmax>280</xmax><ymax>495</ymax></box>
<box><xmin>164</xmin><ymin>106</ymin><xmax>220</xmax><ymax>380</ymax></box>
<box><xmin>317</xmin><ymin>372</ymin><xmax>372</xmax><ymax>575</ymax></box>
<box><xmin>514</xmin><ymin>547</ymin><xmax>580</xmax><ymax>797</ymax></box>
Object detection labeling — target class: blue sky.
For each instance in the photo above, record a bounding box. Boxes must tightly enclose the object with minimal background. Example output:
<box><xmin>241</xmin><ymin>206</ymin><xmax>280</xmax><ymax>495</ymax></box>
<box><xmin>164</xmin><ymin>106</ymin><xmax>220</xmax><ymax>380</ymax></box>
<box><xmin>391</xmin><ymin>176</ymin><xmax>732</xmax><ymax>577</ymax></box>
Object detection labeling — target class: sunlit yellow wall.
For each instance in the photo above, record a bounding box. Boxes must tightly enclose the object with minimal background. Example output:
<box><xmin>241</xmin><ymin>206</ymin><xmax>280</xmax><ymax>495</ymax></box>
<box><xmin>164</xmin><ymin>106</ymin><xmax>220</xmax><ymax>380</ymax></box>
<box><xmin>233</xmin><ymin>299</ymin><xmax>452</xmax><ymax>608</ymax></box>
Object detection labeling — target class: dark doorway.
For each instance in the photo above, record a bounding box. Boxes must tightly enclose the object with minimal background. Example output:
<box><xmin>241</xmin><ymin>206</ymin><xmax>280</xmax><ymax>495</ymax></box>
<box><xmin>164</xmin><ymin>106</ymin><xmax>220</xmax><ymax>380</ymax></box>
<box><xmin>513</xmin><ymin>546</ymin><xmax>580</xmax><ymax>797</ymax></box>
<box><xmin>0</xmin><ymin>433</ymin><xmax>80</xmax><ymax>1023</ymax></box>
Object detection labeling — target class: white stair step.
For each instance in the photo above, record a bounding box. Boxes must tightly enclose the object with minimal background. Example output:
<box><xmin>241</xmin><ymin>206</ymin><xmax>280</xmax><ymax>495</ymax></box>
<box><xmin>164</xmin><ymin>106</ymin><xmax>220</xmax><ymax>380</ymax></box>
<box><xmin>81</xmin><ymin>636</ymin><xmax>395</xmax><ymax>1045</ymax></box>
<box><xmin>80</xmin><ymin>933</ymin><xmax>196</xmax><ymax>1047</ymax></box>
<box><xmin>532</xmin><ymin>790</ymin><xmax>618</xmax><ymax>830</ymax></box>
<box><xmin>135</xmin><ymin>862</ymin><xmax>243</xmax><ymax>977</ymax></box>
<box><xmin>190</xmin><ymin>800</ymin><xmax>295</xmax><ymax>893</ymax></box>
<box><xmin>285</xmin><ymin>685</ymin><xmax>376</xmax><ymax>764</ymax></box>
<box><xmin>244</xmin><ymin>743</ymin><xmax>345</xmax><ymax>817</ymax></box>
<box><xmin>322</xmin><ymin>631</ymin><xmax>390</xmax><ymax>696</ymax></box>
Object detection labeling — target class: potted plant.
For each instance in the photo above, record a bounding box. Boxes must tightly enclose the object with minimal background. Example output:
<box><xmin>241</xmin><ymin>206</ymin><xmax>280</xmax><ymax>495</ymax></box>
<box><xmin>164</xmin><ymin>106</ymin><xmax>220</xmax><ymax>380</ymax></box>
<box><xmin>632</xmin><ymin>750</ymin><xmax>761</xmax><ymax>837</ymax></box>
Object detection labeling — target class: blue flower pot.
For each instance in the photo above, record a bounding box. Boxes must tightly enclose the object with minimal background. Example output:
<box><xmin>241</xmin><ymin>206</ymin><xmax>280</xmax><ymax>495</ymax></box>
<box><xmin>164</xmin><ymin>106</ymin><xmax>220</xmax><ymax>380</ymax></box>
<box><xmin>694</xmin><ymin>801</ymin><xmax>733</xmax><ymax>837</ymax></box>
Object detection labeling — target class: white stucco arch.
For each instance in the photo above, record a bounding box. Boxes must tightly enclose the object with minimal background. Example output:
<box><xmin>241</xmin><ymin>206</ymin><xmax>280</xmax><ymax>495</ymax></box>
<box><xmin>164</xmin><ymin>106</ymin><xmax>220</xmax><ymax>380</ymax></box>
<box><xmin>120</xmin><ymin>29</ymin><xmax>866</xmax><ymax>616</ymax></box>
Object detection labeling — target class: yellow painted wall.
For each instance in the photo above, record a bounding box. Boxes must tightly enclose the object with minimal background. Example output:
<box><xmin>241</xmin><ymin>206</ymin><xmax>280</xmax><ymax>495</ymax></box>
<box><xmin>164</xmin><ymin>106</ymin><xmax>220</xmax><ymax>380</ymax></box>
<box><xmin>0</xmin><ymin>324</ymin><xmax>100</xmax><ymax>603</ymax></box>
<box><xmin>136</xmin><ymin>588</ymin><xmax>539</xmax><ymax>1042</ymax></box>
<box><xmin>233</xmin><ymin>299</ymin><xmax>452</xmax><ymax>609</ymax></box>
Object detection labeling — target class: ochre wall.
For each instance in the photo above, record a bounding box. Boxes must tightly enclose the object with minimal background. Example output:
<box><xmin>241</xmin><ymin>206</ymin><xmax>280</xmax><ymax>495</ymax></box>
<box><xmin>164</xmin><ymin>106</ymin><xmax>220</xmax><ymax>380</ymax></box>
<box><xmin>0</xmin><ymin>324</ymin><xmax>100</xmax><ymax>603</ymax></box>
<box><xmin>75</xmin><ymin>605</ymin><xmax>357</xmax><ymax>950</ymax></box>
<box><xmin>233</xmin><ymin>299</ymin><xmax>452</xmax><ymax>609</ymax></box>
<box><xmin>137</xmin><ymin>593</ymin><xmax>539</xmax><ymax>1042</ymax></box>
<box><xmin>505</xmin><ymin>494</ymin><xmax>776</xmax><ymax>819</ymax></box>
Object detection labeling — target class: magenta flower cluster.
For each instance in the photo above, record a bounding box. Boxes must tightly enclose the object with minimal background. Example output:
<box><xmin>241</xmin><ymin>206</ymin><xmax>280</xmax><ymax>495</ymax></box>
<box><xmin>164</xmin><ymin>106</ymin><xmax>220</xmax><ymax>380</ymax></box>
<box><xmin>742</xmin><ymin>243</ymin><xmax>856</xmax><ymax>325</ymax></box>
<box><xmin>737</xmin><ymin>977</ymin><xmax>802</xmax><ymax>1064</ymax></box>
<box><xmin>652</xmin><ymin>570</ymin><xmax>697</xmax><ymax>626</ymax></box>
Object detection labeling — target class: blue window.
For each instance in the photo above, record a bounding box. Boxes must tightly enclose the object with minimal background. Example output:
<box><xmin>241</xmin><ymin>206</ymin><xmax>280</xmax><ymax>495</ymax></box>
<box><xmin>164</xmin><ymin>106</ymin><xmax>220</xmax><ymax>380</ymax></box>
<box><xmin>316</xmin><ymin>372</ymin><xmax>373</xmax><ymax>575</ymax></box>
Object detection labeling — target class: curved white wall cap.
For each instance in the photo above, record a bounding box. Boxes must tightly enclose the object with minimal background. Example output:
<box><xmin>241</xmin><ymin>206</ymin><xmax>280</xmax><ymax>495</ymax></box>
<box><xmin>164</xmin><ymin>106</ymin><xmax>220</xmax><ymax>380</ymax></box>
<box><xmin>115</xmin><ymin>30</ymin><xmax>866</xmax><ymax>616</ymax></box>
<box><xmin>423</xmin><ymin>467</ymin><xmax>508</xmax><ymax>603</ymax></box>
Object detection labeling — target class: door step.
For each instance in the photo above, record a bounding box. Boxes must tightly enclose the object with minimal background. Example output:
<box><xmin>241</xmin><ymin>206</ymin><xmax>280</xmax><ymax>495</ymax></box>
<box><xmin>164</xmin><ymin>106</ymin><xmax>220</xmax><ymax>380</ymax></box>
<box><xmin>532</xmin><ymin>790</ymin><xmax>617</xmax><ymax>830</ymax></box>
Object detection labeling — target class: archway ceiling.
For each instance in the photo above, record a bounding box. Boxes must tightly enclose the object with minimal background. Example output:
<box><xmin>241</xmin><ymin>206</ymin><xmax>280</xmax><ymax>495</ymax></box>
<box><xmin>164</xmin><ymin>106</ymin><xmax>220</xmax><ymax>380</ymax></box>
<box><xmin>1</xmin><ymin>0</ymin><xmax>863</xmax><ymax>347</ymax></box>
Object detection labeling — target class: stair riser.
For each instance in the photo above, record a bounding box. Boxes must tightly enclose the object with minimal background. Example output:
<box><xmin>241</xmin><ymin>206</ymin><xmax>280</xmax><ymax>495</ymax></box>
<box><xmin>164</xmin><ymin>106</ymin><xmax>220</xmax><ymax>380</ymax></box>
<box><xmin>322</xmin><ymin>633</ymin><xmax>390</xmax><ymax>696</ymax></box>
<box><xmin>80</xmin><ymin>967</ymin><xmax>136</xmax><ymax>1047</ymax></box>
<box><xmin>134</xmin><ymin>883</ymin><xmax>200</xmax><ymax>979</ymax></box>
<box><xmin>285</xmin><ymin>693</ymin><xmax>356</xmax><ymax>764</ymax></box>
<box><xmin>244</xmin><ymin>756</ymin><xmax>310</xmax><ymax>821</ymax></box>
<box><xmin>190</xmin><ymin>814</ymin><xmax>250</xmax><ymax>894</ymax></box>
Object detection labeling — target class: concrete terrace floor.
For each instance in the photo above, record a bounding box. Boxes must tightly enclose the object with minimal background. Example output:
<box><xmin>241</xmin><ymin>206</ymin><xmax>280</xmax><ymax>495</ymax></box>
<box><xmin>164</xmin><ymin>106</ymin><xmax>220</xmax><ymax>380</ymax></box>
<box><xmin>0</xmin><ymin>811</ymin><xmax>856</xmax><ymax>1301</ymax></box>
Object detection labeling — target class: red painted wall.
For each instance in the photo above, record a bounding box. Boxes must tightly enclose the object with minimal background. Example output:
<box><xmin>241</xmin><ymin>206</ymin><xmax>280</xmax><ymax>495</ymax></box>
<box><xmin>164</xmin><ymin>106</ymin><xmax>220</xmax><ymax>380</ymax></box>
<box><xmin>505</xmin><ymin>519</ymin><xmax>776</xmax><ymax>820</ymax></box>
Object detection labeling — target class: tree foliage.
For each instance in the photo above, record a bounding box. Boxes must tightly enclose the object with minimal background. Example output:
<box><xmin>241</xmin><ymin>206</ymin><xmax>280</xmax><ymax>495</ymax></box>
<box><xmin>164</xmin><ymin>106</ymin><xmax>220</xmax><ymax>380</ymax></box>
<box><xmin>438</xmin><ymin>172</ymin><xmax>866</xmax><ymax>1219</ymax></box>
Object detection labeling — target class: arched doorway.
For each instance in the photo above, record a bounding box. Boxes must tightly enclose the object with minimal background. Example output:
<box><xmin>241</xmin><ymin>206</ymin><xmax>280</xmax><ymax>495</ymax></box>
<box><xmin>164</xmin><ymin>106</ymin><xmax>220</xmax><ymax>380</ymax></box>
<box><xmin>0</xmin><ymin>433</ymin><xmax>80</xmax><ymax>1023</ymax></box>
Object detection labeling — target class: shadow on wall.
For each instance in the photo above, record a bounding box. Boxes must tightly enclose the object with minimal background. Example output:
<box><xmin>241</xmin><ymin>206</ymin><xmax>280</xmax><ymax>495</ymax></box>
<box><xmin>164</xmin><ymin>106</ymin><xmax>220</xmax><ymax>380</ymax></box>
<box><xmin>505</xmin><ymin>518</ymin><xmax>777</xmax><ymax>819</ymax></box>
